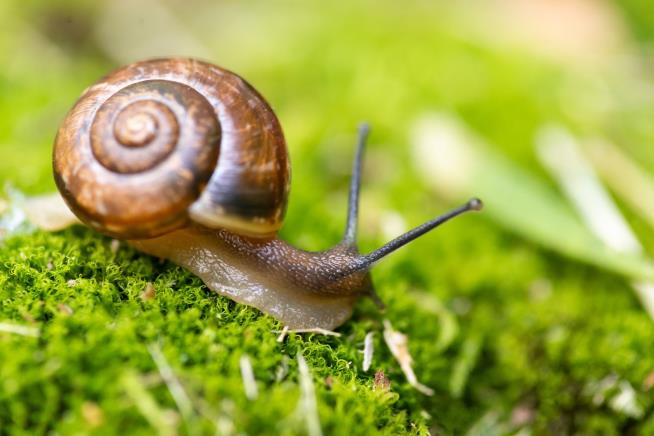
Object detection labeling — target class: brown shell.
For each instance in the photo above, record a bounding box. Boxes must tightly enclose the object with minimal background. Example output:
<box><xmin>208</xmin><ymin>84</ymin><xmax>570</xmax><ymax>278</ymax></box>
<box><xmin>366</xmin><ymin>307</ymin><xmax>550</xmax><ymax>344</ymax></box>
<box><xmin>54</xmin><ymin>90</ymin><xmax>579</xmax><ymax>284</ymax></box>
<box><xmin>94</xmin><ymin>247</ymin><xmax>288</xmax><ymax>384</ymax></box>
<box><xmin>53</xmin><ymin>58</ymin><xmax>290</xmax><ymax>239</ymax></box>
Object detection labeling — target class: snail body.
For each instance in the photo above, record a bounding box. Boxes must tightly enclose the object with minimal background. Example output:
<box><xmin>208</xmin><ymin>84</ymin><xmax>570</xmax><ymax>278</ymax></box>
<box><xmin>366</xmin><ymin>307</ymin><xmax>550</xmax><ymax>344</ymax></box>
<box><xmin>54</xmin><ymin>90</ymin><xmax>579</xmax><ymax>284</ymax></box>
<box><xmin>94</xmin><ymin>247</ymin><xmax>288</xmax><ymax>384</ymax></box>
<box><xmin>53</xmin><ymin>58</ymin><xmax>481</xmax><ymax>329</ymax></box>
<box><xmin>131</xmin><ymin>227</ymin><xmax>367</xmax><ymax>328</ymax></box>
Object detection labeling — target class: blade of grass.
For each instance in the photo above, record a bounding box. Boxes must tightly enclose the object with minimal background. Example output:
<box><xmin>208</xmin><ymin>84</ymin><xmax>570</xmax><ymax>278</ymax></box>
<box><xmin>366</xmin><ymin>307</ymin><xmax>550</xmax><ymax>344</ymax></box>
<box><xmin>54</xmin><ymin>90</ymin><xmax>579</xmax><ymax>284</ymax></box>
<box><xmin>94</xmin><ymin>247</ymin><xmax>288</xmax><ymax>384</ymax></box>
<box><xmin>535</xmin><ymin>126</ymin><xmax>641</xmax><ymax>254</ymax></box>
<box><xmin>535</xmin><ymin>126</ymin><xmax>654</xmax><ymax>319</ymax></box>
<box><xmin>449</xmin><ymin>333</ymin><xmax>482</xmax><ymax>399</ymax></box>
<box><xmin>121</xmin><ymin>371</ymin><xmax>178</xmax><ymax>436</ymax></box>
<box><xmin>0</xmin><ymin>321</ymin><xmax>39</xmax><ymax>337</ymax></box>
<box><xmin>586</xmin><ymin>139</ymin><xmax>654</xmax><ymax>231</ymax></box>
<box><xmin>147</xmin><ymin>343</ymin><xmax>195</xmax><ymax>428</ymax></box>
<box><xmin>411</xmin><ymin>113</ymin><xmax>654</xmax><ymax>283</ymax></box>
<box><xmin>297</xmin><ymin>353</ymin><xmax>322</xmax><ymax>436</ymax></box>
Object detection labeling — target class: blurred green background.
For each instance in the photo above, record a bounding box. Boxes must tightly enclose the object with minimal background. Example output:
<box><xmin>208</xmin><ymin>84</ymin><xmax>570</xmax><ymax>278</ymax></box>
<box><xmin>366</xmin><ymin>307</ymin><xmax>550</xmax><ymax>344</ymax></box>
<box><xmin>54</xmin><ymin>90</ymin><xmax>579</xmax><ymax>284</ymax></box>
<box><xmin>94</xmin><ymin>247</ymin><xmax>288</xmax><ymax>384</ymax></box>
<box><xmin>2</xmin><ymin>0</ymin><xmax>654</xmax><ymax>434</ymax></box>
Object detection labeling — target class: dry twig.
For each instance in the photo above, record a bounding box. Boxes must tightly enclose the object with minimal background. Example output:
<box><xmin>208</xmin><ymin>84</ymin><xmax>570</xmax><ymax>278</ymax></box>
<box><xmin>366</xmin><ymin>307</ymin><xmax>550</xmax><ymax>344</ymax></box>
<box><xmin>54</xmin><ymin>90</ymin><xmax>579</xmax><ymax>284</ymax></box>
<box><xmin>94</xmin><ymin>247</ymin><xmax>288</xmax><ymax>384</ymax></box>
<box><xmin>382</xmin><ymin>320</ymin><xmax>434</xmax><ymax>396</ymax></box>
<box><xmin>147</xmin><ymin>343</ymin><xmax>194</xmax><ymax>426</ymax></box>
<box><xmin>0</xmin><ymin>322</ymin><xmax>39</xmax><ymax>337</ymax></box>
<box><xmin>363</xmin><ymin>332</ymin><xmax>374</xmax><ymax>372</ymax></box>
<box><xmin>239</xmin><ymin>354</ymin><xmax>258</xmax><ymax>400</ymax></box>
<box><xmin>297</xmin><ymin>353</ymin><xmax>322</xmax><ymax>436</ymax></box>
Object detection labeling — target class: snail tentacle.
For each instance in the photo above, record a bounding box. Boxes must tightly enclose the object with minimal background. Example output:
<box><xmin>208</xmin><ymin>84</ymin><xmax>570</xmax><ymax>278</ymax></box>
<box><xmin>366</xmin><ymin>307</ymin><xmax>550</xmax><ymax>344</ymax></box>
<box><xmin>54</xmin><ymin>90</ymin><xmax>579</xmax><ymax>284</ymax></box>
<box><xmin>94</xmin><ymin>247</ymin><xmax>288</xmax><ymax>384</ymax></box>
<box><xmin>343</xmin><ymin>122</ymin><xmax>370</xmax><ymax>246</ymax></box>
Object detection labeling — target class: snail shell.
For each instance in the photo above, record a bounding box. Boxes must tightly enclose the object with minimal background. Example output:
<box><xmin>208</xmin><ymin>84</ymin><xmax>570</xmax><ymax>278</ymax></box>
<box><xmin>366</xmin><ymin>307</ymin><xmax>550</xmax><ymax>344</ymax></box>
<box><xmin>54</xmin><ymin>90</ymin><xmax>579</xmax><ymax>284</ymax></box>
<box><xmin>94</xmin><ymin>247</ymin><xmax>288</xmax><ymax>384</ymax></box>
<box><xmin>53</xmin><ymin>58</ymin><xmax>290</xmax><ymax>239</ymax></box>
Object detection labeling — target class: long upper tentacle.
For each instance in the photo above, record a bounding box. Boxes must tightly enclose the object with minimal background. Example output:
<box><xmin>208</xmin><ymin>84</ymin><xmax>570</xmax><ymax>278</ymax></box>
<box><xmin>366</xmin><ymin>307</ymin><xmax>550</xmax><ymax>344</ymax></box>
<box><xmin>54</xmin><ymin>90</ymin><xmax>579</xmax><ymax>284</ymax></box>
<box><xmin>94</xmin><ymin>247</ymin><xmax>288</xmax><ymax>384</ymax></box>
<box><xmin>343</xmin><ymin>123</ymin><xmax>370</xmax><ymax>246</ymax></box>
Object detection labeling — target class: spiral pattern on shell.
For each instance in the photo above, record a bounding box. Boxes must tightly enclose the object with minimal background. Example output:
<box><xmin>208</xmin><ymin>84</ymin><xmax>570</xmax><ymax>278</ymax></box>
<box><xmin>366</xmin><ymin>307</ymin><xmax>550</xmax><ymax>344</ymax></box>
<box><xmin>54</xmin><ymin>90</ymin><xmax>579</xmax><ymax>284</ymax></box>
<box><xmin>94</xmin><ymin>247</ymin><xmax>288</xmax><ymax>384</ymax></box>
<box><xmin>53</xmin><ymin>58</ymin><xmax>289</xmax><ymax>239</ymax></box>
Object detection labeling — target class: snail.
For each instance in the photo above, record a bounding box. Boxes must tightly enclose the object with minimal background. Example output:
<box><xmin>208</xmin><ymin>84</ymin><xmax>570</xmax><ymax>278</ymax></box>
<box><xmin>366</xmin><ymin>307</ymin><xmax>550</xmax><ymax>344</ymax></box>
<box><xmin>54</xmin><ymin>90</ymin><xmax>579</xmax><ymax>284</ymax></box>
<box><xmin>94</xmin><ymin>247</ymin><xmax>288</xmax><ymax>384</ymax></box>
<box><xmin>51</xmin><ymin>58</ymin><xmax>482</xmax><ymax>330</ymax></box>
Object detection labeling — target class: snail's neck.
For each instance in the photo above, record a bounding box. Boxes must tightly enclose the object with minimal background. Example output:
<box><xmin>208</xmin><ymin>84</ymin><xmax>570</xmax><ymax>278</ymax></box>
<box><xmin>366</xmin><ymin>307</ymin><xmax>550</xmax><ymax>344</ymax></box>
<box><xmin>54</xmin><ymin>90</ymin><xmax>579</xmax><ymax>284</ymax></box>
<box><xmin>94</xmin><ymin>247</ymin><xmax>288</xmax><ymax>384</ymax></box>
<box><xmin>219</xmin><ymin>227</ymin><xmax>373</xmax><ymax>294</ymax></box>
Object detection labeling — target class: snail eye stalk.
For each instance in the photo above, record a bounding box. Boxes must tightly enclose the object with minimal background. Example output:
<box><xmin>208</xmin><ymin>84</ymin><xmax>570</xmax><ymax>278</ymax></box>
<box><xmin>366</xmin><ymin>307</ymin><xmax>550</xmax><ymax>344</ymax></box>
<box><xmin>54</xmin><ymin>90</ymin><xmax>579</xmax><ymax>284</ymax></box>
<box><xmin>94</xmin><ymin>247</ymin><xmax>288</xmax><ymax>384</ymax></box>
<box><xmin>343</xmin><ymin>122</ymin><xmax>370</xmax><ymax>246</ymax></box>
<box><xmin>357</xmin><ymin>198</ymin><xmax>482</xmax><ymax>268</ymax></box>
<box><xmin>341</xmin><ymin>123</ymin><xmax>483</xmax><ymax>270</ymax></box>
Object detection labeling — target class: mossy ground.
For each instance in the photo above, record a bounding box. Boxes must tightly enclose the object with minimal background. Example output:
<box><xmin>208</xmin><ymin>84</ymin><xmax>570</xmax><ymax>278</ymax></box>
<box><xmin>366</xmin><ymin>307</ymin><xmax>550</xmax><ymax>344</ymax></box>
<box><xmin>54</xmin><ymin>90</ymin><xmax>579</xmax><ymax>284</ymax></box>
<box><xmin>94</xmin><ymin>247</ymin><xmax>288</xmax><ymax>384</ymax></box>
<box><xmin>2</xmin><ymin>1</ymin><xmax>654</xmax><ymax>434</ymax></box>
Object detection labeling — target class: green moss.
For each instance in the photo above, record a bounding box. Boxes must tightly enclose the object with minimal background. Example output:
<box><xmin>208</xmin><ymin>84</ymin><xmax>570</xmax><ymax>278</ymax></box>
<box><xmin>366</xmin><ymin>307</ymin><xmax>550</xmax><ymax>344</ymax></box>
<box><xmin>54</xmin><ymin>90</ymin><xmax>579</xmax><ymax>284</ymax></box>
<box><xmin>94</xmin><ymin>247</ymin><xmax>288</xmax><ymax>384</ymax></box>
<box><xmin>0</xmin><ymin>229</ymin><xmax>423</xmax><ymax>434</ymax></box>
